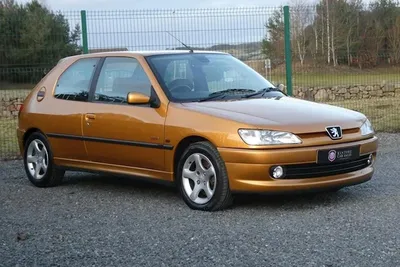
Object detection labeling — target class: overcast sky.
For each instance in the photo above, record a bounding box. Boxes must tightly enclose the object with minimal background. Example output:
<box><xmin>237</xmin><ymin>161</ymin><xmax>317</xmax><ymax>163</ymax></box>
<box><xmin>15</xmin><ymin>0</ymin><xmax>302</xmax><ymax>50</ymax></box>
<box><xmin>14</xmin><ymin>0</ymin><xmax>372</xmax><ymax>52</ymax></box>
<box><xmin>18</xmin><ymin>0</ymin><xmax>293</xmax><ymax>10</ymax></box>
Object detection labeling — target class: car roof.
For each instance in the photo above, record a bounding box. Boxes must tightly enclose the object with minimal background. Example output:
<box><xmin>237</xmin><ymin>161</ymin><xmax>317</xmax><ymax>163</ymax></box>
<box><xmin>60</xmin><ymin>50</ymin><xmax>228</xmax><ymax>62</ymax></box>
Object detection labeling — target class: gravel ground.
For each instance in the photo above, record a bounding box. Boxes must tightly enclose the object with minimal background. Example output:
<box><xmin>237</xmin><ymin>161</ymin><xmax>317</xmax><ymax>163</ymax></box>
<box><xmin>0</xmin><ymin>133</ymin><xmax>399</xmax><ymax>267</ymax></box>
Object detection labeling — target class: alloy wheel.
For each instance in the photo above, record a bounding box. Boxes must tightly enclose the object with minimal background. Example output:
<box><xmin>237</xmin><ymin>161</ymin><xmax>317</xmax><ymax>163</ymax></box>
<box><xmin>26</xmin><ymin>139</ymin><xmax>49</xmax><ymax>180</ymax></box>
<box><xmin>182</xmin><ymin>153</ymin><xmax>217</xmax><ymax>205</ymax></box>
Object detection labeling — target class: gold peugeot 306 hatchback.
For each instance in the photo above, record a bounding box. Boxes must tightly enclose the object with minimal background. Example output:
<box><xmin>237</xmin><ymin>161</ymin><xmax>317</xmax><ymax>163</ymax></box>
<box><xmin>17</xmin><ymin>51</ymin><xmax>378</xmax><ymax>211</ymax></box>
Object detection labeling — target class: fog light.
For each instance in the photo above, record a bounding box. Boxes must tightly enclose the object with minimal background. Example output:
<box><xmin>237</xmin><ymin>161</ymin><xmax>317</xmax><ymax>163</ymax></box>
<box><xmin>368</xmin><ymin>154</ymin><xmax>373</xmax><ymax>165</ymax></box>
<box><xmin>272</xmin><ymin>166</ymin><xmax>284</xmax><ymax>179</ymax></box>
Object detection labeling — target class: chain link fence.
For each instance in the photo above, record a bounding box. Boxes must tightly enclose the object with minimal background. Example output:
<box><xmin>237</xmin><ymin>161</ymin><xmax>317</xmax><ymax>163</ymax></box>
<box><xmin>283</xmin><ymin>4</ymin><xmax>400</xmax><ymax>135</ymax></box>
<box><xmin>1</xmin><ymin>1</ymin><xmax>399</xmax><ymax>160</ymax></box>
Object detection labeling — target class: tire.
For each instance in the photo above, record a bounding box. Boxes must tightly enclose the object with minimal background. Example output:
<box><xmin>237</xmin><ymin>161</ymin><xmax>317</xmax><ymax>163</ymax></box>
<box><xmin>176</xmin><ymin>141</ymin><xmax>233</xmax><ymax>211</ymax></box>
<box><xmin>23</xmin><ymin>132</ymin><xmax>65</xmax><ymax>187</ymax></box>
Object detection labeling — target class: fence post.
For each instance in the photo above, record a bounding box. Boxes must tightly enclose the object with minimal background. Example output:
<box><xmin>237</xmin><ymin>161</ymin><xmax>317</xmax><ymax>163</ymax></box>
<box><xmin>283</xmin><ymin>6</ymin><xmax>293</xmax><ymax>96</ymax></box>
<box><xmin>80</xmin><ymin>10</ymin><xmax>89</xmax><ymax>54</ymax></box>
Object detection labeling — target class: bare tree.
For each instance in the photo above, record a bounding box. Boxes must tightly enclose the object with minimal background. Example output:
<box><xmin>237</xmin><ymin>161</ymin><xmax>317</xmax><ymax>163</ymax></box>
<box><xmin>345</xmin><ymin>16</ymin><xmax>357</xmax><ymax>66</ymax></box>
<box><xmin>0</xmin><ymin>0</ymin><xmax>16</xmax><ymax>8</ymax></box>
<box><xmin>264</xmin><ymin>0</ymin><xmax>399</xmax><ymax>69</ymax></box>
<box><xmin>312</xmin><ymin>8</ymin><xmax>319</xmax><ymax>62</ymax></box>
<box><xmin>372</xmin><ymin>20</ymin><xmax>385</xmax><ymax>66</ymax></box>
<box><xmin>331</xmin><ymin>15</ymin><xmax>337</xmax><ymax>66</ymax></box>
<box><xmin>388</xmin><ymin>16</ymin><xmax>400</xmax><ymax>64</ymax></box>
<box><xmin>320</xmin><ymin>6</ymin><xmax>325</xmax><ymax>56</ymax></box>
<box><xmin>343</xmin><ymin>0</ymin><xmax>363</xmax><ymax>66</ymax></box>
<box><xmin>326</xmin><ymin>0</ymin><xmax>331</xmax><ymax>64</ymax></box>
<box><xmin>326</xmin><ymin>0</ymin><xmax>355</xmax><ymax>67</ymax></box>
<box><xmin>291</xmin><ymin>0</ymin><xmax>311</xmax><ymax>66</ymax></box>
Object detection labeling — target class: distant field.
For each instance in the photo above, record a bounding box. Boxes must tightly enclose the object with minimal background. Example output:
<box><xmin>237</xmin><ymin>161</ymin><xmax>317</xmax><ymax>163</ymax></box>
<box><xmin>269</xmin><ymin>73</ymin><xmax>400</xmax><ymax>87</ymax></box>
<box><xmin>0</xmin><ymin>83</ymin><xmax>35</xmax><ymax>90</ymax></box>
<box><xmin>1</xmin><ymin>70</ymin><xmax>400</xmax><ymax>89</ymax></box>
<box><xmin>323</xmin><ymin>97</ymin><xmax>400</xmax><ymax>132</ymax></box>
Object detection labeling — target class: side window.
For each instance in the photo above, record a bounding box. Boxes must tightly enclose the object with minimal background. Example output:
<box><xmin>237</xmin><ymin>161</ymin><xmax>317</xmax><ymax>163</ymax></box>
<box><xmin>54</xmin><ymin>58</ymin><xmax>99</xmax><ymax>101</ymax></box>
<box><xmin>94</xmin><ymin>57</ymin><xmax>152</xmax><ymax>103</ymax></box>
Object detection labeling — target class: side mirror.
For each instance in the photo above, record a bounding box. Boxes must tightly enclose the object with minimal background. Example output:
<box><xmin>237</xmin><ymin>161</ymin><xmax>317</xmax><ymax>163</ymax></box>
<box><xmin>127</xmin><ymin>92</ymin><xmax>150</xmax><ymax>105</ymax></box>
<box><xmin>276</xmin><ymin>83</ymin><xmax>286</xmax><ymax>92</ymax></box>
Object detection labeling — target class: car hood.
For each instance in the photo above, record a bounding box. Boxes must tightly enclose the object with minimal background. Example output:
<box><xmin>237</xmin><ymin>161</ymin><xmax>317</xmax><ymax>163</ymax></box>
<box><xmin>181</xmin><ymin>96</ymin><xmax>366</xmax><ymax>134</ymax></box>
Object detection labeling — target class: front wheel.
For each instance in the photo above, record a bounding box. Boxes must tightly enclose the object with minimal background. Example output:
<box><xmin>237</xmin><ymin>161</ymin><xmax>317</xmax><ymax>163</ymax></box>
<box><xmin>177</xmin><ymin>141</ymin><xmax>233</xmax><ymax>211</ymax></box>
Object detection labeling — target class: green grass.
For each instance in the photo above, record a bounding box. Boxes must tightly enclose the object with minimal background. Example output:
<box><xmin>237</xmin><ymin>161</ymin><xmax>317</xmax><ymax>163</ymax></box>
<box><xmin>0</xmin><ymin>89</ymin><xmax>31</xmax><ymax>159</ymax></box>
<box><xmin>324</xmin><ymin>97</ymin><xmax>400</xmax><ymax>132</ymax></box>
<box><xmin>0</xmin><ymin>118</ymin><xmax>20</xmax><ymax>160</ymax></box>
<box><xmin>0</xmin><ymin>83</ymin><xmax>35</xmax><ymax>90</ymax></box>
<box><xmin>0</xmin><ymin>89</ymin><xmax>32</xmax><ymax>98</ymax></box>
<box><xmin>270</xmin><ymin>73</ymin><xmax>400</xmax><ymax>87</ymax></box>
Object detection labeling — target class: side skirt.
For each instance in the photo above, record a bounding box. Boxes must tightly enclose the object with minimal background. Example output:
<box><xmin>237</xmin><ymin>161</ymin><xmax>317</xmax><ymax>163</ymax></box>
<box><xmin>54</xmin><ymin>157</ymin><xmax>175</xmax><ymax>184</ymax></box>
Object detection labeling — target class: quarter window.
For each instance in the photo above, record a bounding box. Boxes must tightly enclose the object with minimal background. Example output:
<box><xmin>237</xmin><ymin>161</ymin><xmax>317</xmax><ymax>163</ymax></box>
<box><xmin>94</xmin><ymin>57</ymin><xmax>152</xmax><ymax>103</ymax></box>
<box><xmin>54</xmin><ymin>58</ymin><xmax>99</xmax><ymax>101</ymax></box>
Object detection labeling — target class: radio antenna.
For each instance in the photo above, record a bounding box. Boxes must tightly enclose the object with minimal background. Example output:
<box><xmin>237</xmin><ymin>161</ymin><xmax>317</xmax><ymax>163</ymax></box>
<box><xmin>166</xmin><ymin>31</ymin><xmax>193</xmax><ymax>53</ymax></box>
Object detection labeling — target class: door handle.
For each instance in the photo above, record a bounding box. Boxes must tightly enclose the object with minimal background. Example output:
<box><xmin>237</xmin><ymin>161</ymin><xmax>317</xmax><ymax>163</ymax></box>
<box><xmin>85</xmin><ymin>113</ymin><xmax>96</xmax><ymax>121</ymax></box>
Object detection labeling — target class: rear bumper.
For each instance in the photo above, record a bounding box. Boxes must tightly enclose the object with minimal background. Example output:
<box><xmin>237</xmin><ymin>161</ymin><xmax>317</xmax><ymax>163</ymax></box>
<box><xmin>218</xmin><ymin>136</ymin><xmax>378</xmax><ymax>193</ymax></box>
<box><xmin>16</xmin><ymin>128</ymin><xmax>25</xmax><ymax>155</ymax></box>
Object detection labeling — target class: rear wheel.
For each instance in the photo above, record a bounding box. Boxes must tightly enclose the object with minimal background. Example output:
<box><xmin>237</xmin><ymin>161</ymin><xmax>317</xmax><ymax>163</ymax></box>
<box><xmin>23</xmin><ymin>132</ymin><xmax>65</xmax><ymax>187</ymax></box>
<box><xmin>177</xmin><ymin>141</ymin><xmax>233</xmax><ymax>211</ymax></box>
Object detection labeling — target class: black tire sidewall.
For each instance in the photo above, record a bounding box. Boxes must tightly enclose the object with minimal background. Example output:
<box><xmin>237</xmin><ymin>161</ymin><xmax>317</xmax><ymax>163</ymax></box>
<box><xmin>23</xmin><ymin>132</ymin><xmax>55</xmax><ymax>187</ymax></box>
<box><xmin>177</xmin><ymin>142</ymin><xmax>230</xmax><ymax>211</ymax></box>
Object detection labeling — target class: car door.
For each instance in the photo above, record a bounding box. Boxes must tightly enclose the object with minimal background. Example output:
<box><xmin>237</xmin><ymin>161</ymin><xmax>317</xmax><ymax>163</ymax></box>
<box><xmin>46</xmin><ymin>57</ymin><xmax>100</xmax><ymax>161</ymax></box>
<box><xmin>82</xmin><ymin>56</ymin><xmax>167</xmax><ymax>171</ymax></box>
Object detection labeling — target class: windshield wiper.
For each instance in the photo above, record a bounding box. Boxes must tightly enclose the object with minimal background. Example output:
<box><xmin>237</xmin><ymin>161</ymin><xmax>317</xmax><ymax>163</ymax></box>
<box><xmin>198</xmin><ymin>88</ymin><xmax>256</xmax><ymax>102</ymax></box>
<box><xmin>242</xmin><ymin>87</ymin><xmax>282</xmax><ymax>98</ymax></box>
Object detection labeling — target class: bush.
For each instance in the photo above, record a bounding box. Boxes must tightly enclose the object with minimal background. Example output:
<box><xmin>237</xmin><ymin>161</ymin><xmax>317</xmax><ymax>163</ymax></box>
<box><xmin>0</xmin><ymin>0</ymin><xmax>82</xmax><ymax>84</ymax></box>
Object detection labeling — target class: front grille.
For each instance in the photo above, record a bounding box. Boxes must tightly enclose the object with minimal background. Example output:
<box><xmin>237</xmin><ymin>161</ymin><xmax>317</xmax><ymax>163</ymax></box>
<box><xmin>297</xmin><ymin>127</ymin><xmax>360</xmax><ymax>139</ymax></box>
<box><xmin>280</xmin><ymin>155</ymin><xmax>371</xmax><ymax>179</ymax></box>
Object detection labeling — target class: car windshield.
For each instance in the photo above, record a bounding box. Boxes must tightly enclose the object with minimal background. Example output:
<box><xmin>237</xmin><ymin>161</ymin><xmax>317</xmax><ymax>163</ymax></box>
<box><xmin>146</xmin><ymin>53</ymin><xmax>281</xmax><ymax>102</ymax></box>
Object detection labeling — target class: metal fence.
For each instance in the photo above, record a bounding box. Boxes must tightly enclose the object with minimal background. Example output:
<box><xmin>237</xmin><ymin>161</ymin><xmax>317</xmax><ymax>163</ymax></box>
<box><xmin>1</xmin><ymin>2</ymin><xmax>400</xmax><ymax>159</ymax></box>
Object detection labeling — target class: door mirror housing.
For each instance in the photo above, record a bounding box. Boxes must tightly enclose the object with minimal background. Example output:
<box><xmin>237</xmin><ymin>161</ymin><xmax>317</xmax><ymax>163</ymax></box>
<box><xmin>276</xmin><ymin>83</ymin><xmax>285</xmax><ymax>91</ymax></box>
<box><xmin>127</xmin><ymin>92</ymin><xmax>150</xmax><ymax>105</ymax></box>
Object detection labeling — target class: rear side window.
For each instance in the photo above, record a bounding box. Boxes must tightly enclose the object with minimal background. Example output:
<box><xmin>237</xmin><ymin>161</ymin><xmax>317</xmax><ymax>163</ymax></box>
<box><xmin>54</xmin><ymin>58</ymin><xmax>99</xmax><ymax>101</ymax></box>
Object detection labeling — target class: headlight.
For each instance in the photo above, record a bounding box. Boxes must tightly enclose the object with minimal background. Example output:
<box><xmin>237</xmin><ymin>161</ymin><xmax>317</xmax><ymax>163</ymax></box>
<box><xmin>360</xmin><ymin>119</ymin><xmax>374</xmax><ymax>136</ymax></box>
<box><xmin>238</xmin><ymin>129</ymin><xmax>302</xmax><ymax>145</ymax></box>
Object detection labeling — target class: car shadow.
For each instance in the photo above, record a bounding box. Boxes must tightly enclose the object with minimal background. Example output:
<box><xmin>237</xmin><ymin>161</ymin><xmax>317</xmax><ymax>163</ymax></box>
<box><xmin>60</xmin><ymin>171</ymin><xmax>368</xmax><ymax>211</ymax></box>
<box><xmin>62</xmin><ymin>171</ymin><xmax>177</xmax><ymax>193</ymax></box>
<box><xmin>230</xmin><ymin>189</ymin><xmax>361</xmax><ymax>211</ymax></box>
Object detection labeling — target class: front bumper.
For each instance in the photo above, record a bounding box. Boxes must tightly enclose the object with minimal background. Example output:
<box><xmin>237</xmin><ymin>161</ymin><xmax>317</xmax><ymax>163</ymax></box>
<box><xmin>218</xmin><ymin>136</ymin><xmax>378</xmax><ymax>193</ymax></box>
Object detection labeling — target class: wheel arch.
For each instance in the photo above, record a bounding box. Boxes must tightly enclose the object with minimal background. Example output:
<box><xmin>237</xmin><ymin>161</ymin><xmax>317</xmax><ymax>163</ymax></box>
<box><xmin>173</xmin><ymin>135</ymin><xmax>216</xmax><ymax>178</ymax></box>
<box><xmin>172</xmin><ymin>135</ymin><xmax>233</xmax><ymax>211</ymax></box>
<box><xmin>23</xmin><ymin>128</ymin><xmax>46</xmax><ymax>147</ymax></box>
